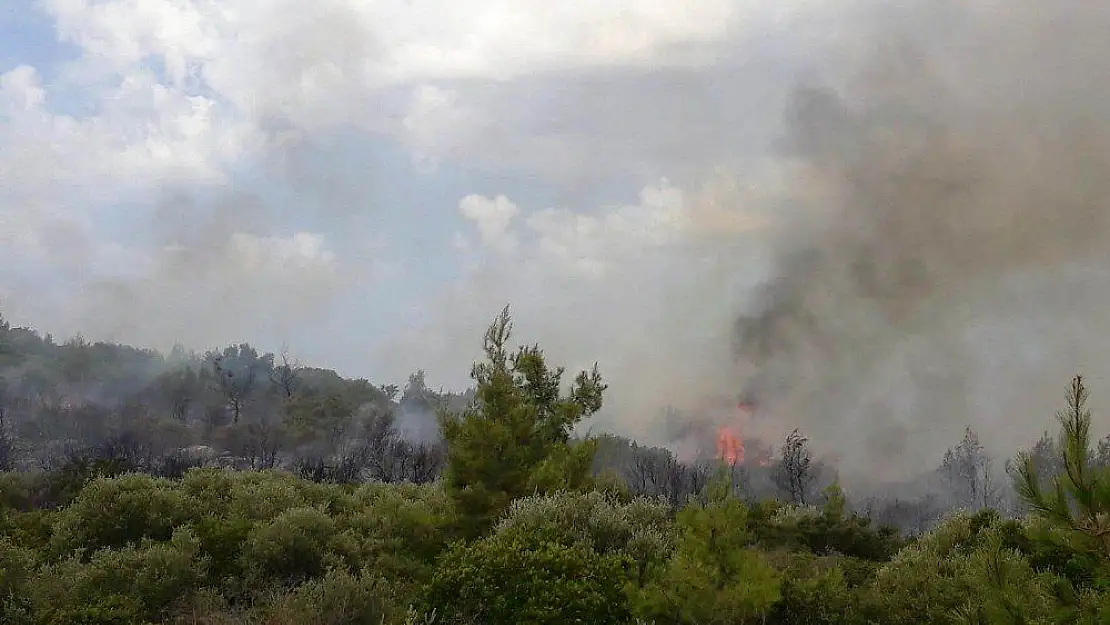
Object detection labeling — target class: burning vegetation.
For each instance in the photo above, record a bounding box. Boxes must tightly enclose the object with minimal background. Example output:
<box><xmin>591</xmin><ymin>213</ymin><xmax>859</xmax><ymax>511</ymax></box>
<box><xmin>716</xmin><ymin>424</ymin><xmax>743</xmax><ymax>465</ymax></box>
<box><xmin>714</xmin><ymin>398</ymin><xmax>773</xmax><ymax>467</ymax></box>
<box><xmin>4</xmin><ymin>305</ymin><xmax>1110</xmax><ymax>622</ymax></box>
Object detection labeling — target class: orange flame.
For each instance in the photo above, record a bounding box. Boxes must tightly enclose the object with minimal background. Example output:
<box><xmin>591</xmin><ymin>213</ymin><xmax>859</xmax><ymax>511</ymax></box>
<box><xmin>717</xmin><ymin>425</ymin><xmax>745</xmax><ymax>465</ymax></box>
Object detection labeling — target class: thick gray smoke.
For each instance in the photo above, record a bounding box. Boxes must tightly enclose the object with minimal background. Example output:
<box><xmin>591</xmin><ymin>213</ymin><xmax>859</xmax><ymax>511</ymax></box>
<box><xmin>14</xmin><ymin>0</ymin><xmax>1110</xmax><ymax>488</ymax></box>
<box><xmin>731</xmin><ymin>1</ymin><xmax>1110</xmax><ymax>483</ymax></box>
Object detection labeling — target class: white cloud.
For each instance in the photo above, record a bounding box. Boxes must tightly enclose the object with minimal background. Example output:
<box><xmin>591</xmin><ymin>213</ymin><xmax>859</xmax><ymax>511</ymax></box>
<box><xmin>458</xmin><ymin>175</ymin><xmax>783</xmax><ymax>280</ymax></box>
<box><xmin>1</xmin><ymin>66</ymin><xmax>248</xmax><ymax>194</ymax></box>
<box><xmin>370</xmin><ymin>0</ymin><xmax>740</xmax><ymax>82</ymax></box>
<box><xmin>1</xmin><ymin>0</ymin><xmax>845</xmax><ymax>361</ymax></box>
<box><xmin>228</xmin><ymin>231</ymin><xmax>338</xmax><ymax>274</ymax></box>
<box><xmin>1</xmin><ymin>65</ymin><xmax>46</xmax><ymax>111</ymax></box>
<box><xmin>22</xmin><ymin>0</ymin><xmax>845</xmax><ymax>178</ymax></box>
<box><xmin>379</xmin><ymin>171</ymin><xmax>783</xmax><ymax>436</ymax></box>
<box><xmin>458</xmin><ymin>194</ymin><xmax>520</xmax><ymax>255</ymax></box>
<box><xmin>521</xmin><ymin>180</ymin><xmax>686</xmax><ymax>279</ymax></box>
<box><xmin>0</xmin><ymin>60</ymin><xmax>257</xmax><ymax>328</ymax></box>
<box><xmin>402</xmin><ymin>85</ymin><xmax>469</xmax><ymax>170</ymax></box>
<box><xmin>0</xmin><ymin>0</ymin><xmax>839</xmax><ymax>416</ymax></box>
<box><xmin>44</xmin><ymin>0</ymin><xmax>221</xmax><ymax>85</ymax></box>
<box><xmin>9</xmin><ymin>0</ymin><xmax>1110</xmax><ymax>485</ymax></box>
<box><xmin>41</xmin><ymin>0</ymin><xmax>744</xmax><ymax>119</ymax></box>
<box><xmin>0</xmin><ymin>0</ymin><xmax>850</xmax><ymax>262</ymax></box>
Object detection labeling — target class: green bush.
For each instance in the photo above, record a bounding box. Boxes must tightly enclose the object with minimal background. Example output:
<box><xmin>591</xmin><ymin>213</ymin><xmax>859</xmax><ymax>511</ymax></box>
<box><xmin>0</xmin><ymin>537</ymin><xmax>36</xmax><ymax>621</ymax></box>
<box><xmin>768</xmin><ymin>554</ymin><xmax>854</xmax><ymax>625</ymax></box>
<box><xmin>426</xmin><ymin>535</ymin><xmax>631</xmax><ymax>625</ymax></box>
<box><xmin>270</xmin><ymin>567</ymin><xmax>401</xmax><ymax>625</ymax></box>
<box><xmin>240</xmin><ymin>506</ymin><xmax>338</xmax><ymax>584</ymax></box>
<box><xmin>2</xmin><ymin>373</ymin><xmax>1110</xmax><ymax>623</ymax></box>
<box><xmin>633</xmin><ymin>494</ymin><xmax>781</xmax><ymax>624</ymax></box>
<box><xmin>493</xmin><ymin>489</ymin><xmax>674</xmax><ymax>586</ymax></box>
<box><xmin>50</xmin><ymin>473</ymin><xmax>198</xmax><ymax>554</ymax></box>
<box><xmin>31</xmin><ymin>527</ymin><xmax>206</xmax><ymax>624</ymax></box>
<box><xmin>747</xmin><ymin>496</ymin><xmax>904</xmax><ymax>562</ymax></box>
<box><xmin>0</xmin><ymin>472</ymin><xmax>32</xmax><ymax>510</ymax></box>
<box><xmin>190</xmin><ymin>514</ymin><xmax>253</xmax><ymax>586</ymax></box>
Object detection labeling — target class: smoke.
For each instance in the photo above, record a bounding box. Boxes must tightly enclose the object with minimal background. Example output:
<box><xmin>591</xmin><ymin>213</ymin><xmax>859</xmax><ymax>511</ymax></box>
<box><xmin>378</xmin><ymin>1</ymin><xmax>1110</xmax><ymax>487</ymax></box>
<box><xmin>75</xmin><ymin>181</ymin><xmax>348</xmax><ymax>353</ymax></box>
<box><xmin>11</xmin><ymin>0</ymin><xmax>1110</xmax><ymax>488</ymax></box>
<box><xmin>732</xmin><ymin>0</ymin><xmax>1110</xmax><ymax>483</ymax></box>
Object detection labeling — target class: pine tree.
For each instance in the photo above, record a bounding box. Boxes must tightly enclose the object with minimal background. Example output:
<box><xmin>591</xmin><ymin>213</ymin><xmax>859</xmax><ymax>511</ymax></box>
<box><xmin>1015</xmin><ymin>375</ymin><xmax>1110</xmax><ymax>561</ymax></box>
<box><xmin>439</xmin><ymin>306</ymin><xmax>607</xmax><ymax>534</ymax></box>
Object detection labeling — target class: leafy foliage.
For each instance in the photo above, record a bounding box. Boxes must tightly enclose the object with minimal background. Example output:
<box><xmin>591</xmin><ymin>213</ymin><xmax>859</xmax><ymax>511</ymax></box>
<box><xmin>631</xmin><ymin>476</ymin><xmax>782</xmax><ymax>623</ymax></box>
<box><xmin>1015</xmin><ymin>376</ymin><xmax>1110</xmax><ymax>560</ymax></box>
<box><xmin>426</xmin><ymin>535</ymin><xmax>631</xmax><ymax>624</ymax></box>
<box><xmin>6</xmin><ymin>307</ymin><xmax>1110</xmax><ymax>623</ymax></box>
<box><xmin>439</xmin><ymin>305</ymin><xmax>607</xmax><ymax>533</ymax></box>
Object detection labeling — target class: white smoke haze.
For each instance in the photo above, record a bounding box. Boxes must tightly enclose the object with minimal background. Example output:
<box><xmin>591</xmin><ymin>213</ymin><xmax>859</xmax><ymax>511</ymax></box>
<box><xmin>6</xmin><ymin>0</ymin><xmax>1110</xmax><ymax>486</ymax></box>
<box><xmin>728</xmin><ymin>0</ymin><xmax>1110</xmax><ymax>483</ymax></box>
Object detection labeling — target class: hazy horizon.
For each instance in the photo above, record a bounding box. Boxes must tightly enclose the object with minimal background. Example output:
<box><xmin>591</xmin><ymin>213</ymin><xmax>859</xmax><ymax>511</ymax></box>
<box><xmin>6</xmin><ymin>0</ymin><xmax>1110</xmax><ymax>484</ymax></box>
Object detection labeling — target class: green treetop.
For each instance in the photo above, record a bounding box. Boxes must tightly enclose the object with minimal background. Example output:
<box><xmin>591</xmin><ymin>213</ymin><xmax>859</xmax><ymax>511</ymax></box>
<box><xmin>439</xmin><ymin>305</ymin><xmax>607</xmax><ymax>534</ymax></box>
<box><xmin>1015</xmin><ymin>375</ymin><xmax>1110</xmax><ymax>562</ymax></box>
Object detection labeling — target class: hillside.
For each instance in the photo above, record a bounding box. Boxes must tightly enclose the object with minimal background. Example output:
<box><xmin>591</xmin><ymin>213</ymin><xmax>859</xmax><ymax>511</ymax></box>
<box><xmin>1</xmin><ymin>309</ymin><xmax>1109</xmax><ymax>623</ymax></box>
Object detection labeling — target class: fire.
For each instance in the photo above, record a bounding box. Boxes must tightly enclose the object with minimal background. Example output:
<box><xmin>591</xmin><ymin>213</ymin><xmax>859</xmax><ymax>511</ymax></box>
<box><xmin>717</xmin><ymin>425</ymin><xmax>745</xmax><ymax>465</ymax></box>
<box><xmin>712</xmin><ymin>398</ymin><xmax>776</xmax><ymax>467</ymax></box>
<box><xmin>716</xmin><ymin>400</ymin><xmax>757</xmax><ymax>466</ymax></box>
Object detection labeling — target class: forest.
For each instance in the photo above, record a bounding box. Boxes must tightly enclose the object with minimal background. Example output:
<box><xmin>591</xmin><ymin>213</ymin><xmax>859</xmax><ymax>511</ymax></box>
<box><xmin>0</xmin><ymin>306</ymin><xmax>1108</xmax><ymax>624</ymax></box>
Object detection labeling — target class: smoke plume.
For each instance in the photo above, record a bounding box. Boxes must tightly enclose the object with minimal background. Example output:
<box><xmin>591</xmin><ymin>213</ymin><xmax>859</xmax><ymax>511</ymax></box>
<box><xmin>11</xmin><ymin>1</ymin><xmax>1110</xmax><ymax>487</ymax></box>
<box><xmin>732</xmin><ymin>0</ymin><xmax>1110</xmax><ymax>482</ymax></box>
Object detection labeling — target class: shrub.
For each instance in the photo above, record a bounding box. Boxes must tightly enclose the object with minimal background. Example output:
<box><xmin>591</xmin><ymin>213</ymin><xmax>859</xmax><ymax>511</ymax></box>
<box><xmin>50</xmin><ymin>473</ymin><xmax>198</xmax><ymax>554</ymax></box>
<box><xmin>426</xmin><ymin>535</ymin><xmax>631</xmax><ymax>625</ymax></box>
<box><xmin>0</xmin><ymin>537</ymin><xmax>36</xmax><ymax>621</ymax></box>
<box><xmin>633</xmin><ymin>493</ymin><xmax>781</xmax><ymax>624</ymax></box>
<box><xmin>240</xmin><ymin>506</ymin><xmax>338</xmax><ymax>584</ymax></box>
<box><xmin>31</xmin><ymin>528</ymin><xmax>206</xmax><ymax>623</ymax></box>
<box><xmin>270</xmin><ymin>568</ymin><xmax>401</xmax><ymax>625</ymax></box>
<box><xmin>494</xmin><ymin>490</ymin><xmax>673</xmax><ymax>587</ymax></box>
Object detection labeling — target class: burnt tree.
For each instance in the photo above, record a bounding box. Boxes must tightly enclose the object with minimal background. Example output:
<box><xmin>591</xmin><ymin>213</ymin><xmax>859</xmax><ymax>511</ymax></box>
<box><xmin>773</xmin><ymin>428</ymin><xmax>814</xmax><ymax>505</ymax></box>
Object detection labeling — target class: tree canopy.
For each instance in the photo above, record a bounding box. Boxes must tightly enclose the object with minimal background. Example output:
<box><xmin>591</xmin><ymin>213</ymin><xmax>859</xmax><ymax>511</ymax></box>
<box><xmin>3</xmin><ymin>307</ymin><xmax>1110</xmax><ymax>622</ymax></box>
<box><xmin>440</xmin><ymin>305</ymin><xmax>607</xmax><ymax>533</ymax></box>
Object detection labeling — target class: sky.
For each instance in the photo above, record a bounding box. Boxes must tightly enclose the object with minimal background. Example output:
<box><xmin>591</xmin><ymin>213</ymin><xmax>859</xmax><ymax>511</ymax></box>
<box><xmin>0</xmin><ymin>1</ymin><xmax>841</xmax><ymax>396</ymax></box>
<box><xmin>13</xmin><ymin>0</ymin><xmax>1110</xmax><ymax>478</ymax></box>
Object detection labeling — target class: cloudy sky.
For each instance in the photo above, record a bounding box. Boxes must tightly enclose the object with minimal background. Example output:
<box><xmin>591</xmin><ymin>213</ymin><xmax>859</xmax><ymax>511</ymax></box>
<box><xmin>9</xmin><ymin>0</ymin><xmax>1110</xmax><ymax>476</ymax></box>
<box><xmin>0</xmin><ymin>1</ymin><xmax>849</xmax><ymax>396</ymax></box>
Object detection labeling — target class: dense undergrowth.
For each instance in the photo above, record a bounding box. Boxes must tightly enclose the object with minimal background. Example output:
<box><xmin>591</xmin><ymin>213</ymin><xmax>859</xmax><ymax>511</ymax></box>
<box><xmin>0</xmin><ymin>465</ymin><xmax>894</xmax><ymax>624</ymax></box>
<box><xmin>0</xmin><ymin>451</ymin><xmax>1107</xmax><ymax>624</ymax></box>
<box><xmin>2</xmin><ymin>309</ymin><xmax>1110</xmax><ymax>623</ymax></box>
